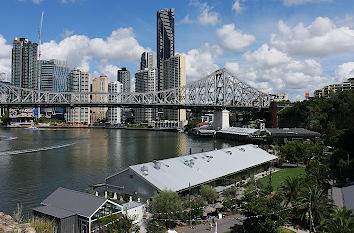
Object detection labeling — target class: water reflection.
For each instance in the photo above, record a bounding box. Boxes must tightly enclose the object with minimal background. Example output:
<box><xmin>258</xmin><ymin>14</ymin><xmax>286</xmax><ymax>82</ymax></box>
<box><xmin>0</xmin><ymin>128</ymin><xmax>238</xmax><ymax>215</ymax></box>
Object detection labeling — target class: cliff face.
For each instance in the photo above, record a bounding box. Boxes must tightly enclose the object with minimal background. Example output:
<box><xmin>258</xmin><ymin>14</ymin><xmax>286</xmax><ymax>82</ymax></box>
<box><xmin>0</xmin><ymin>212</ymin><xmax>35</xmax><ymax>233</ymax></box>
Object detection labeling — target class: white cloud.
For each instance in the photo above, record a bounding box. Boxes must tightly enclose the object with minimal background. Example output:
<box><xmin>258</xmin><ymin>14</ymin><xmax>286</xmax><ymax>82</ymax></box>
<box><xmin>189</xmin><ymin>1</ymin><xmax>221</xmax><ymax>26</ymax></box>
<box><xmin>283</xmin><ymin>0</ymin><xmax>331</xmax><ymax>6</ymax></box>
<box><xmin>270</xmin><ymin>17</ymin><xmax>354</xmax><ymax>57</ymax></box>
<box><xmin>225</xmin><ymin>62</ymin><xmax>241</xmax><ymax>75</ymax></box>
<box><xmin>42</xmin><ymin>27</ymin><xmax>145</xmax><ymax>72</ymax></box>
<box><xmin>232</xmin><ymin>0</ymin><xmax>244</xmax><ymax>14</ymax></box>
<box><xmin>217</xmin><ymin>24</ymin><xmax>256</xmax><ymax>51</ymax></box>
<box><xmin>235</xmin><ymin>44</ymin><xmax>333</xmax><ymax>99</ymax></box>
<box><xmin>180</xmin><ymin>43</ymin><xmax>223</xmax><ymax>82</ymax></box>
<box><xmin>32</xmin><ymin>0</ymin><xmax>44</xmax><ymax>3</ymax></box>
<box><xmin>335</xmin><ymin>62</ymin><xmax>354</xmax><ymax>81</ymax></box>
<box><xmin>0</xmin><ymin>35</ymin><xmax>12</xmax><ymax>81</ymax></box>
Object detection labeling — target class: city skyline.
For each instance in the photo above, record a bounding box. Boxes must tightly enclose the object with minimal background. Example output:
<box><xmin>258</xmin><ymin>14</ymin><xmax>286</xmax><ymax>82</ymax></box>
<box><xmin>0</xmin><ymin>0</ymin><xmax>354</xmax><ymax>100</ymax></box>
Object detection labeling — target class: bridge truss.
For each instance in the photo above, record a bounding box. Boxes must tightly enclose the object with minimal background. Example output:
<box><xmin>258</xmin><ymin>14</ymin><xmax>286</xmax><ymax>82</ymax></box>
<box><xmin>0</xmin><ymin>68</ymin><xmax>272</xmax><ymax>110</ymax></box>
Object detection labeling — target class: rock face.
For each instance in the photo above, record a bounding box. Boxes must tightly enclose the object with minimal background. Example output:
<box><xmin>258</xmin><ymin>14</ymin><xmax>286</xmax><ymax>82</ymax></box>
<box><xmin>0</xmin><ymin>212</ymin><xmax>36</xmax><ymax>233</ymax></box>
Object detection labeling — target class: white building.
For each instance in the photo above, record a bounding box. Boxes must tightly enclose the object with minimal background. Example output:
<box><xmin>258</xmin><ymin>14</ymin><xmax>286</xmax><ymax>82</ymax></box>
<box><xmin>107</xmin><ymin>81</ymin><xmax>123</xmax><ymax>125</ymax></box>
<box><xmin>122</xmin><ymin>201</ymin><xmax>145</xmax><ymax>224</ymax></box>
<box><xmin>103</xmin><ymin>144</ymin><xmax>277</xmax><ymax>201</ymax></box>
<box><xmin>65</xmin><ymin>68</ymin><xmax>90</xmax><ymax>125</ymax></box>
<box><xmin>135</xmin><ymin>68</ymin><xmax>158</xmax><ymax>122</ymax></box>
<box><xmin>91</xmin><ymin>75</ymin><xmax>109</xmax><ymax>123</ymax></box>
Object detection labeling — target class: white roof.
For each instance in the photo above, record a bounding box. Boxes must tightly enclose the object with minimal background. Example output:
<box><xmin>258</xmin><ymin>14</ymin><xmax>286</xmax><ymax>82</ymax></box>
<box><xmin>129</xmin><ymin>144</ymin><xmax>277</xmax><ymax>192</ymax></box>
<box><xmin>218</xmin><ymin>127</ymin><xmax>260</xmax><ymax>136</ymax></box>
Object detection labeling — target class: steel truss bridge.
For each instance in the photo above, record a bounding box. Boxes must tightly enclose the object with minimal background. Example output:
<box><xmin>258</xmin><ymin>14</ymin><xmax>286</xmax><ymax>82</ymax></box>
<box><xmin>0</xmin><ymin>68</ymin><xmax>273</xmax><ymax>110</ymax></box>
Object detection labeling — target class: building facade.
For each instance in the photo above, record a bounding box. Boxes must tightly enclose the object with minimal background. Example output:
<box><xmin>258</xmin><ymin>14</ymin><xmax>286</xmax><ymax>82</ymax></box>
<box><xmin>157</xmin><ymin>8</ymin><xmax>175</xmax><ymax>91</ymax></box>
<box><xmin>65</xmin><ymin>68</ymin><xmax>90</xmax><ymax>124</ymax></box>
<box><xmin>91</xmin><ymin>75</ymin><xmax>109</xmax><ymax>123</ymax></box>
<box><xmin>40</xmin><ymin>60</ymin><xmax>69</xmax><ymax>92</ymax></box>
<box><xmin>11</xmin><ymin>38</ymin><xmax>38</xmax><ymax>89</ymax></box>
<box><xmin>135</xmin><ymin>68</ymin><xmax>158</xmax><ymax>122</ymax></box>
<box><xmin>140</xmin><ymin>51</ymin><xmax>156</xmax><ymax>70</ymax></box>
<box><xmin>0</xmin><ymin>73</ymin><xmax>6</xmax><ymax>82</ymax></box>
<box><xmin>107</xmin><ymin>81</ymin><xmax>123</xmax><ymax>125</ymax></box>
<box><xmin>163</xmin><ymin>54</ymin><xmax>186</xmax><ymax>122</ymax></box>
<box><xmin>314</xmin><ymin>78</ymin><xmax>354</xmax><ymax>98</ymax></box>
<box><xmin>117</xmin><ymin>68</ymin><xmax>131</xmax><ymax>93</ymax></box>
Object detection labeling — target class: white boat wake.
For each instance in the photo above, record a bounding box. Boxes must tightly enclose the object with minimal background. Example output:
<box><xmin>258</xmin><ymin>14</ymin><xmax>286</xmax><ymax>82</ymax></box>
<box><xmin>0</xmin><ymin>142</ymin><xmax>78</xmax><ymax>156</ymax></box>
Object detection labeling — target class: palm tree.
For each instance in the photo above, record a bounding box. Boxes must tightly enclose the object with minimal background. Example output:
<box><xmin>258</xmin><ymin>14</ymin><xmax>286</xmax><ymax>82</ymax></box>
<box><xmin>280</xmin><ymin>176</ymin><xmax>302</xmax><ymax>205</ymax></box>
<box><xmin>296</xmin><ymin>186</ymin><xmax>333</xmax><ymax>229</ymax></box>
<box><xmin>319</xmin><ymin>207</ymin><xmax>354</xmax><ymax>233</ymax></box>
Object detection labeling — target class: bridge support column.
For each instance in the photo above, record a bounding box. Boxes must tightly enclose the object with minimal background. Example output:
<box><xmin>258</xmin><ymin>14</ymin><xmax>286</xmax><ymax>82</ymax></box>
<box><xmin>212</xmin><ymin>110</ymin><xmax>230</xmax><ymax>130</ymax></box>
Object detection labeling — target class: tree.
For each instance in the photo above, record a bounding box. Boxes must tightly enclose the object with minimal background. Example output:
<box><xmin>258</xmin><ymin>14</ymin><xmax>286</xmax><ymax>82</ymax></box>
<box><xmin>199</xmin><ymin>185</ymin><xmax>218</xmax><ymax>204</ymax></box>
<box><xmin>280</xmin><ymin>176</ymin><xmax>302</xmax><ymax>206</ymax></box>
<box><xmin>146</xmin><ymin>221</ymin><xmax>167</xmax><ymax>233</ymax></box>
<box><xmin>319</xmin><ymin>207</ymin><xmax>354</xmax><ymax>233</ymax></box>
<box><xmin>1</xmin><ymin>110</ymin><xmax>10</xmax><ymax>125</ymax></box>
<box><xmin>296</xmin><ymin>186</ymin><xmax>333</xmax><ymax>228</ymax></box>
<box><xmin>280</xmin><ymin>141</ymin><xmax>306</xmax><ymax>165</ymax></box>
<box><xmin>149</xmin><ymin>191</ymin><xmax>182</xmax><ymax>228</ymax></box>
<box><xmin>242</xmin><ymin>192</ymin><xmax>288</xmax><ymax>233</ymax></box>
<box><xmin>305</xmin><ymin>160</ymin><xmax>329</xmax><ymax>188</ymax></box>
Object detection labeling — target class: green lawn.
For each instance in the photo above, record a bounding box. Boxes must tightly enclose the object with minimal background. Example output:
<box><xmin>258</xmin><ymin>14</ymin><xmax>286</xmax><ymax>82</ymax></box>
<box><xmin>258</xmin><ymin>167</ymin><xmax>305</xmax><ymax>190</ymax></box>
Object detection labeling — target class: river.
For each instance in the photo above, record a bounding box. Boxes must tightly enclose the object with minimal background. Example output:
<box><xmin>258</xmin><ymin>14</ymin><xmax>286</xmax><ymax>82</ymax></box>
<box><xmin>0</xmin><ymin>128</ymin><xmax>238</xmax><ymax>216</ymax></box>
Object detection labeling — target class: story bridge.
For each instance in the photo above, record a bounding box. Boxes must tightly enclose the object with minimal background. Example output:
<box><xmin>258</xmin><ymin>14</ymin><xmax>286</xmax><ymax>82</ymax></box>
<box><xmin>0</xmin><ymin>68</ymin><xmax>273</xmax><ymax>110</ymax></box>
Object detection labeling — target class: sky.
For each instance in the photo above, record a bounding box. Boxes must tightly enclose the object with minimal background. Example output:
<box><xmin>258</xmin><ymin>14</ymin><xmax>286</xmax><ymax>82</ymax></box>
<box><xmin>0</xmin><ymin>0</ymin><xmax>354</xmax><ymax>100</ymax></box>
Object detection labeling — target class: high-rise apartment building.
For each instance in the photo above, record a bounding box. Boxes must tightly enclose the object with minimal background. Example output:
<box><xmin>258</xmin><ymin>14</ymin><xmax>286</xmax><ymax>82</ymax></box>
<box><xmin>117</xmin><ymin>68</ymin><xmax>131</xmax><ymax>93</ymax></box>
<box><xmin>314</xmin><ymin>78</ymin><xmax>354</xmax><ymax>98</ymax></box>
<box><xmin>135</xmin><ymin>68</ymin><xmax>158</xmax><ymax>122</ymax></box>
<box><xmin>157</xmin><ymin>8</ymin><xmax>175</xmax><ymax>91</ymax></box>
<box><xmin>40</xmin><ymin>59</ymin><xmax>69</xmax><ymax>91</ymax></box>
<box><xmin>107</xmin><ymin>81</ymin><xmax>123</xmax><ymax>125</ymax></box>
<box><xmin>11</xmin><ymin>38</ymin><xmax>38</xmax><ymax>89</ymax></box>
<box><xmin>91</xmin><ymin>75</ymin><xmax>109</xmax><ymax>123</ymax></box>
<box><xmin>66</xmin><ymin>68</ymin><xmax>90</xmax><ymax>124</ymax></box>
<box><xmin>140</xmin><ymin>51</ymin><xmax>157</xmax><ymax>70</ymax></box>
<box><xmin>163</xmin><ymin>54</ymin><xmax>186</xmax><ymax>122</ymax></box>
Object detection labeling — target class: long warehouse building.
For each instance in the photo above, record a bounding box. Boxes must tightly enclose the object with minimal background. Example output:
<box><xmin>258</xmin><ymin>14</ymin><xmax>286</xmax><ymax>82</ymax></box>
<box><xmin>101</xmin><ymin>144</ymin><xmax>277</xmax><ymax>200</ymax></box>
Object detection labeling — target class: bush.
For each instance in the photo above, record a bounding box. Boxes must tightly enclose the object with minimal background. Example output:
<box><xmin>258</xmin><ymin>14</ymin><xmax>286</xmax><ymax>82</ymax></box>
<box><xmin>29</xmin><ymin>219</ymin><xmax>55</xmax><ymax>233</ymax></box>
<box><xmin>200</xmin><ymin>185</ymin><xmax>218</xmax><ymax>204</ymax></box>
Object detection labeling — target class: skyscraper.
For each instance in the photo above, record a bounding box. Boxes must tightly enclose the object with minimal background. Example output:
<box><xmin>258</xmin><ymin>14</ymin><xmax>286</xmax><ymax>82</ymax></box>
<box><xmin>91</xmin><ymin>75</ymin><xmax>109</xmax><ymax>123</ymax></box>
<box><xmin>157</xmin><ymin>8</ymin><xmax>175</xmax><ymax>91</ymax></box>
<box><xmin>11</xmin><ymin>38</ymin><xmax>38</xmax><ymax>89</ymax></box>
<box><xmin>140</xmin><ymin>51</ymin><xmax>157</xmax><ymax>70</ymax></box>
<box><xmin>163</xmin><ymin>54</ymin><xmax>186</xmax><ymax>122</ymax></box>
<box><xmin>107</xmin><ymin>81</ymin><xmax>123</xmax><ymax>125</ymax></box>
<box><xmin>135</xmin><ymin>68</ymin><xmax>158</xmax><ymax>122</ymax></box>
<box><xmin>40</xmin><ymin>59</ymin><xmax>69</xmax><ymax>92</ymax></box>
<box><xmin>66</xmin><ymin>68</ymin><xmax>90</xmax><ymax>124</ymax></box>
<box><xmin>117</xmin><ymin>67</ymin><xmax>131</xmax><ymax>93</ymax></box>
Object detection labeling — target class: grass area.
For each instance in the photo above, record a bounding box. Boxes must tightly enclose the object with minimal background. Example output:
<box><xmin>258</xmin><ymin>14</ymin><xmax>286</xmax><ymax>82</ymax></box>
<box><xmin>258</xmin><ymin>167</ymin><xmax>305</xmax><ymax>190</ymax></box>
<box><xmin>277</xmin><ymin>227</ymin><xmax>296</xmax><ymax>233</ymax></box>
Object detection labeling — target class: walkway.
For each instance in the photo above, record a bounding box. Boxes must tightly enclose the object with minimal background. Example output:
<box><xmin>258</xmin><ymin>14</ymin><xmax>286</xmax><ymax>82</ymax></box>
<box><xmin>174</xmin><ymin>215</ymin><xmax>244</xmax><ymax>233</ymax></box>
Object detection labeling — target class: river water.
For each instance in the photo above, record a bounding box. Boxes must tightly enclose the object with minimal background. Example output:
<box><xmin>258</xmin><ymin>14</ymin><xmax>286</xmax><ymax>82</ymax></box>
<box><xmin>0</xmin><ymin>128</ymin><xmax>237</xmax><ymax>216</ymax></box>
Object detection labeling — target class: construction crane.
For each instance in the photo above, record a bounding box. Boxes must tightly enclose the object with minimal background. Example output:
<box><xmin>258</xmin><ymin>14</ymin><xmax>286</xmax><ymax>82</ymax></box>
<box><xmin>38</xmin><ymin>11</ymin><xmax>44</xmax><ymax>91</ymax></box>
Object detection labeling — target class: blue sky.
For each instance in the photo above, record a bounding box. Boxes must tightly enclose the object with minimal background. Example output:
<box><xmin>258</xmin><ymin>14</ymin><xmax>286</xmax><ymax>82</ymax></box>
<box><xmin>0</xmin><ymin>0</ymin><xmax>354</xmax><ymax>99</ymax></box>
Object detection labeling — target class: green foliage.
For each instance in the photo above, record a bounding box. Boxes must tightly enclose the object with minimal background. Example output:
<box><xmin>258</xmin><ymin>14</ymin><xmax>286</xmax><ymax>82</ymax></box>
<box><xmin>295</xmin><ymin>186</ymin><xmax>333</xmax><ymax>227</ymax></box>
<box><xmin>305</xmin><ymin>160</ymin><xmax>329</xmax><ymax>188</ymax></box>
<box><xmin>199</xmin><ymin>185</ymin><xmax>218</xmax><ymax>204</ymax></box>
<box><xmin>319</xmin><ymin>207</ymin><xmax>354</xmax><ymax>233</ymax></box>
<box><xmin>182</xmin><ymin>195</ymin><xmax>206</xmax><ymax>221</ymax></box>
<box><xmin>281</xmin><ymin>176</ymin><xmax>302</xmax><ymax>205</ymax></box>
<box><xmin>0</xmin><ymin>110</ymin><xmax>10</xmax><ymax>125</ymax></box>
<box><xmin>280</xmin><ymin>141</ymin><xmax>323</xmax><ymax>164</ymax></box>
<box><xmin>95</xmin><ymin>214</ymin><xmax>132</xmax><ymax>233</ymax></box>
<box><xmin>184</xmin><ymin>118</ymin><xmax>201</xmax><ymax>131</ymax></box>
<box><xmin>146</xmin><ymin>221</ymin><xmax>167</xmax><ymax>233</ymax></box>
<box><xmin>150</xmin><ymin>191</ymin><xmax>182</xmax><ymax>228</ymax></box>
<box><xmin>242</xmin><ymin>193</ymin><xmax>288</xmax><ymax>233</ymax></box>
<box><xmin>328</xmin><ymin>129</ymin><xmax>354</xmax><ymax>181</ymax></box>
<box><xmin>278</xmin><ymin>90</ymin><xmax>354</xmax><ymax>139</ymax></box>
